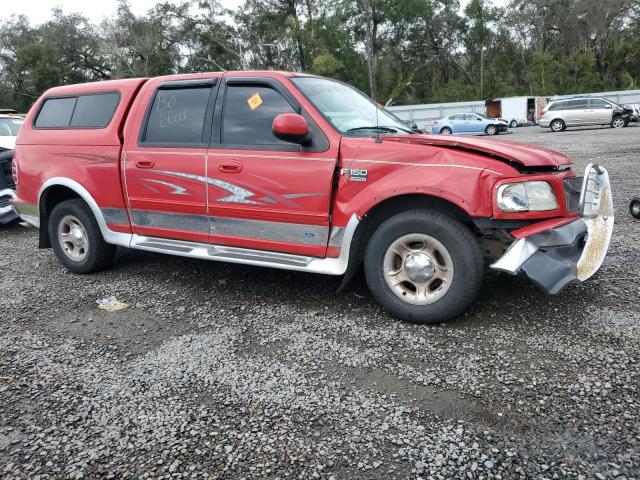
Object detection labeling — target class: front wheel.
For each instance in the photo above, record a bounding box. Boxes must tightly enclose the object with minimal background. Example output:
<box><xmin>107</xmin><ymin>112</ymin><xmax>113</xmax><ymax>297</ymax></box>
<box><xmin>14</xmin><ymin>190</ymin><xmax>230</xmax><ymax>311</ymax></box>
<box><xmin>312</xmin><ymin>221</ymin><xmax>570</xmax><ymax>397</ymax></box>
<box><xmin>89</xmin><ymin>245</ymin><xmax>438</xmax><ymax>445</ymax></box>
<box><xmin>364</xmin><ymin>210</ymin><xmax>483</xmax><ymax>324</ymax></box>
<box><xmin>485</xmin><ymin>124</ymin><xmax>498</xmax><ymax>135</ymax></box>
<box><xmin>48</xmin><ymin>199</ymin><xmax>116</xmax><ymax>273</ymax></box>
<box><xmin>612</xmin><ymin>116</ymin><xmax>626</xmax><ymax>129</ymax></box>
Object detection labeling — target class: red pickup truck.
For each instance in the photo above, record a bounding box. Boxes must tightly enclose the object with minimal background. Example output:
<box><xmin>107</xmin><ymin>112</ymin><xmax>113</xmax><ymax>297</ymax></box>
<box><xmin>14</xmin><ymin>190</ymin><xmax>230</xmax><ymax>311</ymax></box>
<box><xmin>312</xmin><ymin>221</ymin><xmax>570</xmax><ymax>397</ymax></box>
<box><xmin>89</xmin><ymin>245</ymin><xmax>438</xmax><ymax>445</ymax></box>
<box><xmin>10</xmin><ymin>71</ymin><xmax>614</xmax><ymax>323</ymax></box>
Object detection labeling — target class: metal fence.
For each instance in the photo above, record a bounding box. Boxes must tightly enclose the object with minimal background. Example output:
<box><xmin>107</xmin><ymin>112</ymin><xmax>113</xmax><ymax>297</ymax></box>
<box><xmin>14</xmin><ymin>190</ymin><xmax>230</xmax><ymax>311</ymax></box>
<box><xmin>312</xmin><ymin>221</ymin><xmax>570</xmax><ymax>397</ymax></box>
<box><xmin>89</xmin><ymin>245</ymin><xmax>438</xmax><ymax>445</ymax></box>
<box><xmin>550</xmin><ymin>89</ymin><xmax>640</xmax><ymax>105</ymax></box>
<box><xmin>387</xmin><ymin>100</ymin><xmax>486</xmax><ymax>129</ymax></box>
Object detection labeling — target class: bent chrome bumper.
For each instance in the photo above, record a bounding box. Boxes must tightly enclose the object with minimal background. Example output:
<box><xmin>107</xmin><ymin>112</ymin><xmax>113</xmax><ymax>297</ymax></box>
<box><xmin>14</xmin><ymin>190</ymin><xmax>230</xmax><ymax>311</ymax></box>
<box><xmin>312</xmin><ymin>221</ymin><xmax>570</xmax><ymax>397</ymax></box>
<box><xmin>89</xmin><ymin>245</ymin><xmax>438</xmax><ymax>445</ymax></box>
<box><xmin>491</xmin><ymin>164</ymin><xmax>614</xmax><ymax>294</ymax></box>
<box><xmin>0</xmin><ymin>188</ymin><xmax>18</xmax><ymax>224</ymax></box>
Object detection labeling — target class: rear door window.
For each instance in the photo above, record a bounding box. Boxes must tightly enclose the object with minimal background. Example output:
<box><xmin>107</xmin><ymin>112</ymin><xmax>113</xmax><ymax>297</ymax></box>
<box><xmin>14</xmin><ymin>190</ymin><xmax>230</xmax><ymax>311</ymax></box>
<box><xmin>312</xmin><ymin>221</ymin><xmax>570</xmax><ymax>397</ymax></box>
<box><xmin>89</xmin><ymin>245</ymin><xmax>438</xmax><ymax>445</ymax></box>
<box><xmin>142</xmin><ymin>87</ymin><xmax>213</xmax><ymax>145</ymax></box>
<box><xmin>448</xmin><ymin>114</ymin><xmax>464</xmax><ymax>120</ymax></box>
<box><xmin>565</xmin><ymin>99</ymin><xmax>589</xmax><ymax>110</ymax></box>
<box><xmin>222</xmin><ymin>84</ymin><xmax>296</xmax><ymax>146</ymax></box>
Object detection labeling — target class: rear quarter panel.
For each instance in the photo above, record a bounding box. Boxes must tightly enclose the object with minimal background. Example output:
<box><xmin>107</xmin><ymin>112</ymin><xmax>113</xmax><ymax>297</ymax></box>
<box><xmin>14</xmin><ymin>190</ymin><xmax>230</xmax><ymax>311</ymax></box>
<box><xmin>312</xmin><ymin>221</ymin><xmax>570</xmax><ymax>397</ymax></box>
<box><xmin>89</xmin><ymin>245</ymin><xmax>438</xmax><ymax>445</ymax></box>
<box><xmin>14</xmin><ymin>78</ymin><xmax>148</xmax><ymax>226</ymax></box>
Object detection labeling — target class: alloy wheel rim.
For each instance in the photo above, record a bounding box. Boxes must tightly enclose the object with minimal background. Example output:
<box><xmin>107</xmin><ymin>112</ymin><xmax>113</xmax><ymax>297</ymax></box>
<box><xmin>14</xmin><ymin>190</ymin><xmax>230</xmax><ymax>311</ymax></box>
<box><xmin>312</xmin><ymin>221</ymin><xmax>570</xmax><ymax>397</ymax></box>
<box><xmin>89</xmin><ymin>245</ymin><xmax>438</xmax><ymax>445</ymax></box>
<box><xmin>57</xmin><ymin>215</ymin><xmax>89</xmax><ymax>261</ymax></box>
<box><xmin>552</xmin><ymin>121</ymin><xmax>563</xmax><ymax>131</ymax></box>
<box><xmin>613</xmin><ymin>118</ymin><xmax>624</xmax><ymax>128</ymax></box>
<box><xmin>382</xmin><ymin>233</ymin><xmax>454</xmax><ymax>305</ymax></box>
<box><xmin>442</xmin><ymin>128</ymin><xmax>452</xmax><ymax>135</ymax></box>
<box><xmin>487</xmin><ymin>126</ymin><xmax>496</xmax><ymax>135</ymax></box>
<box><xmin>632</xmin><ymin>202</ymin><xmax>640</xmax><ymax>217</ymax></box>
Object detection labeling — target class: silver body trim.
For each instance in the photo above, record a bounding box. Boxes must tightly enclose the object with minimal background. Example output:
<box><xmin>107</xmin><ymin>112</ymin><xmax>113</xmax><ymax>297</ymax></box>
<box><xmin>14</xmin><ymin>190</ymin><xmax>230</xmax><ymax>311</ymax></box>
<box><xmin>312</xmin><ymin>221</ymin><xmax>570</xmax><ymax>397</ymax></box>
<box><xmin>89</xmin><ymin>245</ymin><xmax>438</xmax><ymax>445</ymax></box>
<box><xmin>130</xmin><ymin>214</ymin><xmax>360</xmax><ymax>275</ymax></box>
<box><xmin>102</xmin><ymin>207</ymin><xmax>129</xmax><ymax>225</ymax></box>
<box><xmin>132</xmin><ymin>210</ymin><xmax>209</xmax><ymax>233</ymax></box>
<box><xmin>211</xmin><ymin>216</ymin><xmax>329</xmax><ymax>246</ymax></box>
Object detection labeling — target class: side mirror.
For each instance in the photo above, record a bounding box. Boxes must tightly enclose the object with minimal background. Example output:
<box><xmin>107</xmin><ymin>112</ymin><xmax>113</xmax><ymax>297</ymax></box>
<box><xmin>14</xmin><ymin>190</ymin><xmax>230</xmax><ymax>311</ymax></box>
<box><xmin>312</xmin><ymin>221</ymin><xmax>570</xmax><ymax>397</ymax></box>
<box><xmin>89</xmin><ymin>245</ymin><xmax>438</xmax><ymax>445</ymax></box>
<box><xmin>273</xmin><ymin>113</ymin><xmax>310</xmax><ymax>145</ymax></box>
<box><xmin>605</xmin><ymin>104</ymin><xmax>612</xmax><ymax>109</ymax></box>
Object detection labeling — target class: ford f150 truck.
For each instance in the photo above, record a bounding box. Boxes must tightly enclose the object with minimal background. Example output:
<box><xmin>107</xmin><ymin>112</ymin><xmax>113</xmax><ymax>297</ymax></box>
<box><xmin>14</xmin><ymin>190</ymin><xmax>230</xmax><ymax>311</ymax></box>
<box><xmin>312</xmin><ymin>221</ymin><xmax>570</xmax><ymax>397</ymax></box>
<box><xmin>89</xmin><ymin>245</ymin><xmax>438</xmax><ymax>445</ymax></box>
<box><xmin>10</xmin><ymin>72</ymin><xmax>614</xmax><ymax>323</ymax></box>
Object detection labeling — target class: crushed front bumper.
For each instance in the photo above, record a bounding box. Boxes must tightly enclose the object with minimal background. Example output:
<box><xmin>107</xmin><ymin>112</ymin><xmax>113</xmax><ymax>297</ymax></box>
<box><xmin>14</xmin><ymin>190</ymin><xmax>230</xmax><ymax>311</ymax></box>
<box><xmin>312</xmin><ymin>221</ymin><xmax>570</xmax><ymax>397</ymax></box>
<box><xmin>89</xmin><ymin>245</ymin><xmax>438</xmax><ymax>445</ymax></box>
<box><xmin>0</xmin><ymin>188</ymin><xmax>18</xmax><ymax>224</ymax></box>
<box><xmin>491</xmin><ymin>164</ymin><xmax>614</xmax><ymax>294</ymax></box>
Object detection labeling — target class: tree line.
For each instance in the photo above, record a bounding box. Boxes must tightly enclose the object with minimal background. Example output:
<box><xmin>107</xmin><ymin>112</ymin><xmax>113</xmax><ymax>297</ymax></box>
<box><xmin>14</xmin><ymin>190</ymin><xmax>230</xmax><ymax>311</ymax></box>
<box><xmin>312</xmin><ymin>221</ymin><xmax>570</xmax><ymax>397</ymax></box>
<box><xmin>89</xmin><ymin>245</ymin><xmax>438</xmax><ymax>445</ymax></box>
<box><xmin>1</xmin><ymin>0</ymin><xmax>639</xmax><ymax>112</ymax></box>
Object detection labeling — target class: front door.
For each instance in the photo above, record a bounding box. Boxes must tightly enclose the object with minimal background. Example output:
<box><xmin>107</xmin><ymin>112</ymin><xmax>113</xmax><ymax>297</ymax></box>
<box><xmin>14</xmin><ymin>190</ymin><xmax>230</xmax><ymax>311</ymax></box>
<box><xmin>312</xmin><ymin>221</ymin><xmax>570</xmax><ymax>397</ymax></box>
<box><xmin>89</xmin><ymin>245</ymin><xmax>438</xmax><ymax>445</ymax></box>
<box><xmin>124</xmin><ymin>77</ymin><xmax>219</xmax><ymax>243</ymax></box>
<box><xmin>207</xmin><ymin>77</ymin><xmax>337</xmax><ymax>257</ymax></box>
<box><xmin>588</xmin><ymin>98</ymin><xmax>613</xmax><ymax>124</ymax></box>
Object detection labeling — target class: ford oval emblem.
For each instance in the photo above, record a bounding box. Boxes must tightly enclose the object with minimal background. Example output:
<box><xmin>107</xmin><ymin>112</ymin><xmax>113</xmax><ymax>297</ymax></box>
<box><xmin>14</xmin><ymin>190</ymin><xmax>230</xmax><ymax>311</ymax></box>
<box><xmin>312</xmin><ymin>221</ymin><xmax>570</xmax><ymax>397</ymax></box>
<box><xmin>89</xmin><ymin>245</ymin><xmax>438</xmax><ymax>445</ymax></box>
<box><xmin>304</xmin><ymin>232</ymin><xmax>315</xmax><ymax>238</ymax></box>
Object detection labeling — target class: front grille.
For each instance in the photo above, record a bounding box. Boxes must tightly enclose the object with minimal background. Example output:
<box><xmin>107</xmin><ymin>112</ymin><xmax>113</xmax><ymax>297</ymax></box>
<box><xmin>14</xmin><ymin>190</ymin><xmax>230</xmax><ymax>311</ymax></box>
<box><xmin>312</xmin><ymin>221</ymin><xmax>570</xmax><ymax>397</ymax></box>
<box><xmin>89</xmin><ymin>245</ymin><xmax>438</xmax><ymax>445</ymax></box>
<box><xmin>564</xmin><ymin>176</ymin><xmax>583</xmax><ymax>212</ymax></box>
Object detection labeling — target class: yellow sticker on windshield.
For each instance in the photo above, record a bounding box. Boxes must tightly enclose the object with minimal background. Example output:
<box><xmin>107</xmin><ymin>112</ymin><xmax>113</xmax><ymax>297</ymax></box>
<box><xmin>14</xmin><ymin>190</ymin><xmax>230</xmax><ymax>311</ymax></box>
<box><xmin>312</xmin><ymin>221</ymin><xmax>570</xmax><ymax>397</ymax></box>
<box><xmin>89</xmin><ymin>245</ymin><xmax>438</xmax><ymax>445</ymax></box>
<box><xmin>247</xmin><ymin>93</ymin><xmax>263</xmax><ymax>110</ymax></box>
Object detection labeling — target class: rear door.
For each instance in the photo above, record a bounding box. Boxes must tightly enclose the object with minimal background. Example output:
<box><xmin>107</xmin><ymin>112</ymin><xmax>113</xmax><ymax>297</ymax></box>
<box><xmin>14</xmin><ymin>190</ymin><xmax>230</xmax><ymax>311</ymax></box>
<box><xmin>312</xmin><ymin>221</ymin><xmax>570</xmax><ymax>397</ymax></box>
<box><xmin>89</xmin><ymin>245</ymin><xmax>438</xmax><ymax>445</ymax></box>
<box><xmin>207</xmin><ymin>76</ymin><xmax>336</xmax><ymax>257</ymax></box>
<box><xmin>563</xmin><ymin>99</ymin><xmax>589</xmax><ymax>125</ymax></box>
<box><xmin>448</xmin><ymin>114</ymin><xmax>465</xmax><ymax>133</ymax></box>
<box><xmin>124</xmin><ymin>76</ymin><xmax>219</xmax><ymax>243</ymax></box>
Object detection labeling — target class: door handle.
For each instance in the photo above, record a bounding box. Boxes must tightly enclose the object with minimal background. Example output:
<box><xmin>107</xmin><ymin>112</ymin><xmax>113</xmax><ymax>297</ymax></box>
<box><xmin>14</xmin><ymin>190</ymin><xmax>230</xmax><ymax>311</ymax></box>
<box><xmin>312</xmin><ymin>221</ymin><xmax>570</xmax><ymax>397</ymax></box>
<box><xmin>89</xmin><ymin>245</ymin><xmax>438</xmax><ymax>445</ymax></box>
<box><xmin>218</xmin><ymin>160</ymin><xmax>243</xmax><ymax>173</ymax></box>
<box><xmin>135</xmin><ymin>157</ymin><xmax>155</xmax><ymax>169</ymax></box>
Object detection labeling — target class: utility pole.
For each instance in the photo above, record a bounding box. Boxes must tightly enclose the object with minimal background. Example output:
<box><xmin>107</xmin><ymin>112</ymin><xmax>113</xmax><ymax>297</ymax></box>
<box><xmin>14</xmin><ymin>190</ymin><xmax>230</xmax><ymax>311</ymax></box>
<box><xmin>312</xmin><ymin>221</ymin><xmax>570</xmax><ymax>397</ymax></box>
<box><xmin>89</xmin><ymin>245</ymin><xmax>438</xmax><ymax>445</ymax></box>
<box><xmin>362</xmin><ymin>0</ymin><xmax>377</xmax><ymax>101</ymax></box>
<box><xmin>480</xmin><ymin>45</ymin><xmax>484</xmax><ymax>98</ymax></box>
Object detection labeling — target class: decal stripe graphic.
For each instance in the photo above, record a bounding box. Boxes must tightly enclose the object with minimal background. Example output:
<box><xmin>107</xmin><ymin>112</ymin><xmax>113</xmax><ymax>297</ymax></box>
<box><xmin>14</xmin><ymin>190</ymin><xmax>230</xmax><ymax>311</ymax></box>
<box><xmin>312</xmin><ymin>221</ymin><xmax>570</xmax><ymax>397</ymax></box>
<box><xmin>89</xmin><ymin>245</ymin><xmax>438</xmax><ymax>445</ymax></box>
<box><xmin>156</xmin><ymin>170</ymin><xmax>261</xmax><ymax>204</ymax></box>
<box><xmin>143</xmin><ymin>179</ymin><xmax>189</xmax><ymax>196</ymax></box>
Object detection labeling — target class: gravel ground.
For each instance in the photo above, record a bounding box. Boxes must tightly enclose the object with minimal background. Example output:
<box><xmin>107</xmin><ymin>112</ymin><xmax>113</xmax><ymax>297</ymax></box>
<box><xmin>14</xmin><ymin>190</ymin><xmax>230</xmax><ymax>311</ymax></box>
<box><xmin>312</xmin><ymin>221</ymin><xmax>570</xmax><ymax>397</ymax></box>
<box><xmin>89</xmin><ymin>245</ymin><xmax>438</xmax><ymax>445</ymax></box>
<box><xmin>1</xmin><ymin>125</ymin><xmax>639</xmax><ymax>479</ymax></box>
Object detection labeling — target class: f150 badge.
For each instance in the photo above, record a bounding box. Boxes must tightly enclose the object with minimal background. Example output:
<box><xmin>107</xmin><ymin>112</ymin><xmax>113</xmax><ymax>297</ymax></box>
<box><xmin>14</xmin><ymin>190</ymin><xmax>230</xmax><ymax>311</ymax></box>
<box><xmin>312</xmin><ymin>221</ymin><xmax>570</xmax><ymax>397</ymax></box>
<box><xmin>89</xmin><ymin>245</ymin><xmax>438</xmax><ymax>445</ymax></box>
<box><xmin>341</xmin><ymin>168</ymin><xmax>368</xmax><ymax>182</ymax></box>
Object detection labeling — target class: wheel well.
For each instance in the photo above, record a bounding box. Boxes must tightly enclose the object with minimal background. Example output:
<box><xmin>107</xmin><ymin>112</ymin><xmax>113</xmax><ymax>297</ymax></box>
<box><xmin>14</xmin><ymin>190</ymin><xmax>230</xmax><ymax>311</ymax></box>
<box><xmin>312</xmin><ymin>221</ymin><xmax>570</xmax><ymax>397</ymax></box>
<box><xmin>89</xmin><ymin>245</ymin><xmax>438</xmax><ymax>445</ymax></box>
<box><xmin>337</xmin><ymin>194</ymin><xmax>476</xmax><ymax>291</ymax></box>
<box><xmin>38</xmin><ymin>185</ymin><xmax>82</xmax><ymax>248</ymax></box>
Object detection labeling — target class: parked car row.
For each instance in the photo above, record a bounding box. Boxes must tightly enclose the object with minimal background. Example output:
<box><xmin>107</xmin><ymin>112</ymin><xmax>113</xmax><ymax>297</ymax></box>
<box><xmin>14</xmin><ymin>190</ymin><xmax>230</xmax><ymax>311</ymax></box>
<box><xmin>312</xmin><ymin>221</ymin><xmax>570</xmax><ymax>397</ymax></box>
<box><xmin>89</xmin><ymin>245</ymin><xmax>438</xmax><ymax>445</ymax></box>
<box><xmin>0</xmin><ymin>110</ymin><xmax>23</xmax><ymax>224</ymax></box>
<box><xmin>431</xmin><ymin>113</ymin><xmax>510</xmax><ymax>135</ymax></box>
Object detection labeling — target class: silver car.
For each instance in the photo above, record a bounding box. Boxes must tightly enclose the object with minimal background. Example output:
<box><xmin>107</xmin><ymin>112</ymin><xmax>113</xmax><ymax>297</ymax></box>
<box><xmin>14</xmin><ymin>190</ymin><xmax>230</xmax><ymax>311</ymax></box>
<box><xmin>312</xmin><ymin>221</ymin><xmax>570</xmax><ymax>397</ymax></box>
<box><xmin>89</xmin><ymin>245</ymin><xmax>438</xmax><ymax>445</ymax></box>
<box><xmin>539</xmin><ymin>97</ymin><xmax>629</xmax><ymax>132</ymax></box>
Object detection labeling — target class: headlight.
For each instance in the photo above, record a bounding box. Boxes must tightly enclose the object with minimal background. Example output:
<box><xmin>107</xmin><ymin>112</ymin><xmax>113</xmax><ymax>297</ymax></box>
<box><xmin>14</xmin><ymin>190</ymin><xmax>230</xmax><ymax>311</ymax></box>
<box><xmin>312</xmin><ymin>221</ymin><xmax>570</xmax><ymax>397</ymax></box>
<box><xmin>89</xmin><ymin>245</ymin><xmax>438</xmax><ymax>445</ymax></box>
<box><xmin>497</xmin><ymin>181</ymin><xmax>558</xmax><ymax>212</ymax></box>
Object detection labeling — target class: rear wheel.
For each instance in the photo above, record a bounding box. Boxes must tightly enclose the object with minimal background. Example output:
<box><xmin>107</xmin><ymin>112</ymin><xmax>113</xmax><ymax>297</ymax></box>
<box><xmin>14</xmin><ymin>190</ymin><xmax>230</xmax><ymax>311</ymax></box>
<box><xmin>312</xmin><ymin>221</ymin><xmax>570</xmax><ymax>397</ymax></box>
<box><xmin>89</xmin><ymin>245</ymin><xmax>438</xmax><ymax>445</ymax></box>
<box><xmin>48</xmin><ymin>199</ymin><xmax>116</xmax><ymax>273</ymax></box>
<box><xmin>509</xmin><ymin>119</ymin><xmax>518</xmax><ymax>128</ymax></box>
<box><xmin>630</xmin><ymin>197</ymin><xmax>640</xmax><ymax>220</ymax></box>
<box><xmin>485</xmin><ymin>124</ymin><xmax>498</xmax><ymax>136</ymax></box>
<box><xmin>364</xmin><ymin>210</ymin><xmax>483</xmax><ymax>324</ymax></box>
<box><xmin>440</xmin><ymin>127</ymin><xmax>452</xmax><ymax>135</ymax></box>
<box><xmin>612</xmin><ymin>116</ymin><xmax>625</xmax><ymax>129</ymax></box>
<box><xmin>550</xmin><ymin>119</ymin><xmax>565</xmax><ymax>132</ymax></box>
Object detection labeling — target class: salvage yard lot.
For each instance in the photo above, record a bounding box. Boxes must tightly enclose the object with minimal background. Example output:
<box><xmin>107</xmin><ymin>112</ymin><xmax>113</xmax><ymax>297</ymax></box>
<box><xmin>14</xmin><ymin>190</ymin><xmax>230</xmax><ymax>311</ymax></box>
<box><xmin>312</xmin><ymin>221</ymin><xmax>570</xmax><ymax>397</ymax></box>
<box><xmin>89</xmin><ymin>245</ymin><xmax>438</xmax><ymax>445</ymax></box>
<box><xmin>1</xmin><ymin>126</ymin><xmax>639</xmax><ymax>479</ymax></box>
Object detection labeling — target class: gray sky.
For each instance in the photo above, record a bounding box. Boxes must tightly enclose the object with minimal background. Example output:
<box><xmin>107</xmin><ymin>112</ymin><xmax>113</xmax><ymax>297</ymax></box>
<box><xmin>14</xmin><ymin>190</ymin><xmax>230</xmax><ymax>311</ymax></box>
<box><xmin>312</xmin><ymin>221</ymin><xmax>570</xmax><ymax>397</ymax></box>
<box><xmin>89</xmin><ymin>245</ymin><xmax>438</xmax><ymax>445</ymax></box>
<box><xmin>3</xmin><ymin>0</ymin><xmax>507</xmax><ymax>26</ymax></box>
<box><xmin>3</xmin><ymin>0</ymin><xmax>244</xmax><ymax>25</ymax></box>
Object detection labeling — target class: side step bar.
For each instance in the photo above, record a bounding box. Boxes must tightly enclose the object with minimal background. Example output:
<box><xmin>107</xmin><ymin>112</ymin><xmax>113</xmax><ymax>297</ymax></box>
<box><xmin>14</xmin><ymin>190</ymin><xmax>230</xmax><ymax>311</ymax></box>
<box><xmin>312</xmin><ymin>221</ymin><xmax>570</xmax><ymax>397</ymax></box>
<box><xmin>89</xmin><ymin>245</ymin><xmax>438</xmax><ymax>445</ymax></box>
<box><xmin>128</xmin><ymin>214</ymin><xmax>360</xmax><ymax>276</ymax></box>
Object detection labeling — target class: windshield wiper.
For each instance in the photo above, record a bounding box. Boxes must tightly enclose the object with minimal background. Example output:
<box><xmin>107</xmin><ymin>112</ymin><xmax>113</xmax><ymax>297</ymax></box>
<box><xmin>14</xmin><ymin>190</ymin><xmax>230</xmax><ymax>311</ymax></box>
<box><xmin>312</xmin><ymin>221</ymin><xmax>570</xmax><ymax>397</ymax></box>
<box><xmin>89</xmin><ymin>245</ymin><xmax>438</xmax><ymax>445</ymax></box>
<box><xmin>346</xmin><ymin>126</ymin><xmax>399</xmax><ymax>133</ymax></box>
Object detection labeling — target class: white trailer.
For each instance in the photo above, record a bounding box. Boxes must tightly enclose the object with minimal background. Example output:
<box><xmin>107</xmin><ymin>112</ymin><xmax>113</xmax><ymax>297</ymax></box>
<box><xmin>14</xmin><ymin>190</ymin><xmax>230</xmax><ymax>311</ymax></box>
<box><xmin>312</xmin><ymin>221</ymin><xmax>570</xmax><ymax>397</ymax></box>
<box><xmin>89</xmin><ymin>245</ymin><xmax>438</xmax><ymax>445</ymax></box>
<box><xmin>485</xmin><ymin>96</ymin><xmax>546</xmax><ymax>127</ymax></box>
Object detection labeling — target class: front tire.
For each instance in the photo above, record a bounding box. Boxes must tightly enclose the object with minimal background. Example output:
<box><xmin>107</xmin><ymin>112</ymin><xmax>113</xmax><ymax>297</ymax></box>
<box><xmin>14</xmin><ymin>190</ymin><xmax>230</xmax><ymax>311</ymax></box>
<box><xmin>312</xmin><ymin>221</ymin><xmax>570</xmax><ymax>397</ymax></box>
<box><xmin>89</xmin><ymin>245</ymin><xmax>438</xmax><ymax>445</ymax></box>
<box><xmin>48</xmin><ymin>199</ymin><xmax>116</xmax><ymax>273</ymax></box>
<box><xmin>612</xmin><ymin>116</ymin><xmax>626</xmax><ymax>129</ymax></box>
<box><xmin>364</xmin><ymin>210</ymin><xmax>483</xmax><ymax>324</ymax></box>
<box><xmin>485</xmin><ymin>124</ymin><xmax>498</xmax><ymax>136</ymax></box>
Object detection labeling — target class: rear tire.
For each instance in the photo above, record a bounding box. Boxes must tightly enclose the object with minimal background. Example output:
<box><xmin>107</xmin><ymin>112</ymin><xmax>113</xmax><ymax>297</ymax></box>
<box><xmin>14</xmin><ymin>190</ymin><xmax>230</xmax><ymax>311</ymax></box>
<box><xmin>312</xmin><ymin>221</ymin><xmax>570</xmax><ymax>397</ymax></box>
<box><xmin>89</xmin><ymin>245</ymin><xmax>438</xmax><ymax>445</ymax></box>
<box><xmin>364</xmin><ymin>210</ymin><xmax>483</xmax><ymax>324</ymax></box>
<box><xmin>440</xmin><ymin>127</ymin><xmax>452</xmax><ymax>135</ymax></box>
<box><xmin>509</xmin><ymin>120</ymin><xmax>518</xmax><ymax>128</ymax></box>
<box><xmin>48</xmin><ymin>199</ymin><xmax>116</xmax><ymax>273</ymax></box>
<box><xmin>550</xmin><ymin>119</ymin><xmax>565</xmax><ymax>132</ymax></box>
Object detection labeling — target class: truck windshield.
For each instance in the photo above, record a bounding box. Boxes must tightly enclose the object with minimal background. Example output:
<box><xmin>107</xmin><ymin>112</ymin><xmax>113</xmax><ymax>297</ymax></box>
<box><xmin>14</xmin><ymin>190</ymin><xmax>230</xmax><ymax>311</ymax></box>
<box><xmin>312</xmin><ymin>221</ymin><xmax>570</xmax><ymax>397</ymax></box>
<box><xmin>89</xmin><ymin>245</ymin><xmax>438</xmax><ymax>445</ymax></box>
<box><xmin>291</xmin><ymin>77</ymin><xmax>412</xmax><ymax>135</ymax></box>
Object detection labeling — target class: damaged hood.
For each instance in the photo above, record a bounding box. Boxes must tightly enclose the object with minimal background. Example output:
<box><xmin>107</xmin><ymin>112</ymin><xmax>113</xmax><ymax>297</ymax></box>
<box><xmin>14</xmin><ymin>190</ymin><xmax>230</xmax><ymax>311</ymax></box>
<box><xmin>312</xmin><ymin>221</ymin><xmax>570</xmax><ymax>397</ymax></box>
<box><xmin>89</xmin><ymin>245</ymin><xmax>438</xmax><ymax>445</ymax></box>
<box><xmin>382</xmin><ymin>135</ymin><xmax>573</xmax><ymax>168</ymax></box>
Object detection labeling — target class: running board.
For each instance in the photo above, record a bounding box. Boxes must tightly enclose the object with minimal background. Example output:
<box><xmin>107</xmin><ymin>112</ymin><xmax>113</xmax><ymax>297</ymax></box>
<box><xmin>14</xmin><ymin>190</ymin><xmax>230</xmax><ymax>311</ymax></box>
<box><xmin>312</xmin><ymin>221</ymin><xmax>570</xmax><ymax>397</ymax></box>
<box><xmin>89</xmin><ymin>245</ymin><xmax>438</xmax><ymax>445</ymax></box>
<box><xmin>127</xmin><ymin>214</ymin><xmax>359</xmax><ymax>276</ymax></box>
